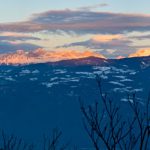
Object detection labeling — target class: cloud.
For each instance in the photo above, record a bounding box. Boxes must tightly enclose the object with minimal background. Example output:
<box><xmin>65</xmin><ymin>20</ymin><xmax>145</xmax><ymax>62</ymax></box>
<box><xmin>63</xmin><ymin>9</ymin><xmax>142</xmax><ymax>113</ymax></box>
<box><xmin>56</xmin><ymin>32</ymin><xmax>150</xmax><ymax>58</ymax></box>
<box><xmin>0</xmin><ymin>41</ymin><xmax>41</xmax><ymax>53</ymax></box>
<box><xmin>129</xmin><ymin>48</ymin><xmax>150</xmax><ymax>57</ymax></box>
<box><xmin>0</xmin><ymin>32</ymin><xmax>41</xmax><ymax>42</ymax></box>
<box><xmin>0</xmin><ymin>48</ymin><xmax>105</xmax><ymax>64</ymax></box>
<box><xmin>0</xmin><ymin>32</ymin><xmax>42</xmax><ymax>53</ymax></box>
<box><xmin>57</xmin><ymin>34</ymin><xmax>136</xmax><ymax>58</ymax></box>
<box><xmin>130</xmin><ymin>34</ymin><xmax>150</xmax><ymax>40</ymax></box>
<box><xmin>77</xmin><ymin>3</ymin><xmax>108</xmax><ymax>11</ymax></box>
<box><xmin>0</xmin><ymin>10</ymin><xmax>150</xmax><ymax>58</ymax></box>
<box><xmin>0</xmin><ymin>32</ymin><xmax>30</xmax><ymax>37</ymax></box>
<box><xmin>0</xmin><ymin>36</ymin><xmax>40</xmax><ymax>42</ymax></box>
<box><xmin>0</xmin><ymin>10</ymin><xmax>150</xmax><ymax>34</ymax></box>
<box><xmin>92</xmin><ymin>34</ymin><xmax>123</xmax><ymax>42</ymax></box>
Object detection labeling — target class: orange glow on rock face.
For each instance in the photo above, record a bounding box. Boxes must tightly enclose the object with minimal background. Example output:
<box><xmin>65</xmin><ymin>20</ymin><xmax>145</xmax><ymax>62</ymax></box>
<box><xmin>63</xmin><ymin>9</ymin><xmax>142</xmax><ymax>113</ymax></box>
<box><xmin>129</xmin><ymin>48</ymin><xmax>150</xmax><ymax>58</ymax></box>
<box><xmin>0</xmin><ymin>48</ymin><xmax>106</xmax><ymax>64</ymax></box>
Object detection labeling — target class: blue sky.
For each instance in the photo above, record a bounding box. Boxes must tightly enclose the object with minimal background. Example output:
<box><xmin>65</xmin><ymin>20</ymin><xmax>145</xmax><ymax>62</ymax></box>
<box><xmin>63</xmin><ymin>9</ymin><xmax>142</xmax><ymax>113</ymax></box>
<box><xmin>0</xmin><ymin>0</ymin><xmax>150</xmax><ymax>58</ymax></box>
<box><xmin>1</xmin><ymin>0</ymin><xmax>150</xmax><ymax>22</ymax></box>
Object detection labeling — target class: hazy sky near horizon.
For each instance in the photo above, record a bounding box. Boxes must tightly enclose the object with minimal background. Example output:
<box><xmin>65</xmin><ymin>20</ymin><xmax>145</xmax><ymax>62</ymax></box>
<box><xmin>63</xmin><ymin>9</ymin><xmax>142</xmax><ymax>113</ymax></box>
<box><xmin>0</xmin><ymin>0</ymin><xmax>150</xmax><ymax>58</ymax></box>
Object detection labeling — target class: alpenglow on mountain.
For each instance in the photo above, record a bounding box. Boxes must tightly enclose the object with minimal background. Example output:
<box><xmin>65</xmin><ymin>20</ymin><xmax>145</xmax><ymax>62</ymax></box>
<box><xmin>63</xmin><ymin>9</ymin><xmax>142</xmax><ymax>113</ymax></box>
<box><xmin>0</xmin><ymin>48</ymin><xmax>105</xmax><ymax>65</ymax></box>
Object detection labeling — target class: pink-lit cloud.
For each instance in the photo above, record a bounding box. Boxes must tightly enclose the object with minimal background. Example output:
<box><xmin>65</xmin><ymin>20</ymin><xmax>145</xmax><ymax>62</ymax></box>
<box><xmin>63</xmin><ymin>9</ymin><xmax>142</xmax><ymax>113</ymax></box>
<box><xmin>0</xmin><ymin>10</ymin><xmax>150</xmax><ymax>34</ymax></box>
<box><xmin>92</xmin><ymin>34</ymin><xmax>123</xmax><ymax>43</ymax></box>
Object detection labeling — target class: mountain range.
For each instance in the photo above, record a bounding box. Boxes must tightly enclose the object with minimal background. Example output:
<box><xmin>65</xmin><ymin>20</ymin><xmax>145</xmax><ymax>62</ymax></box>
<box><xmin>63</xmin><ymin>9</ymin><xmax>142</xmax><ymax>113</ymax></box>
<box><xmin>0</xmin><ymin>48</ymin><xmax>105</xmax><ymax>65</ymax></box>
<box><xmin>0</xmin><ymin>55</ymin><xmax>149</xmax><ymax>148</ymax></box>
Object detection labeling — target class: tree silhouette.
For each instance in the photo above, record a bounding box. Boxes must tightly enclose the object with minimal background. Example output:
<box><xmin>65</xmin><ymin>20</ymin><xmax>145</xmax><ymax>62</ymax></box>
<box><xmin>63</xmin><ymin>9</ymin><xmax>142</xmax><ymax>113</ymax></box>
<box><xmin>80</xmin><ymin>75</ymin><xmax>150</xmax><ymax>150</ymax></box>
<box><xmin>42</xmin><ymin>128</ymin><xmax>69</xmax><ymax>150</ymax></box>
<box><xmin>0</xmin><ymin>130</ymin><xmax>34</xmax><ymax>150</ymax></box>
<box><xmin>0</xmin><ymin>129</ymin><xmax>69</xmax><ymax>150</ymax></box>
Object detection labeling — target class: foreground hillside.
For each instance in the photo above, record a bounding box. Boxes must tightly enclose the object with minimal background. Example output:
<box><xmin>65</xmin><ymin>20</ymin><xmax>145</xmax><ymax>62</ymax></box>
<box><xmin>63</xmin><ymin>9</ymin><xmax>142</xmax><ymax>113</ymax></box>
<box><xmin>0</xmin><ymin>56</ymin><xmax>149</xmax><ymax>148</ymax></box>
